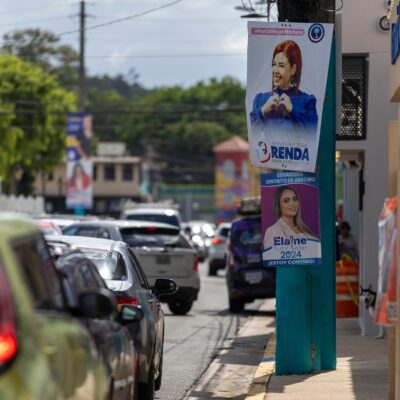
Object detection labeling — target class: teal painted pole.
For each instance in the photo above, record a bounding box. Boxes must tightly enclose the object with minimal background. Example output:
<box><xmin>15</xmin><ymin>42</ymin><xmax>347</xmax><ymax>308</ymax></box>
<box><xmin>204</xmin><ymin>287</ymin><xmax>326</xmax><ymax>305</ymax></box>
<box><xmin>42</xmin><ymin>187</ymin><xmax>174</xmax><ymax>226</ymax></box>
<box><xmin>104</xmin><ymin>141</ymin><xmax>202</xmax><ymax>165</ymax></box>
<box><xmin>316</xmin><ymin>37</ymin><xmax>336</xmax><ymax>371</ymax></box>
<box><xmin>275</xmin><ymin>38</ymin><xmax>336</xmax><ymax>374</ymax></box>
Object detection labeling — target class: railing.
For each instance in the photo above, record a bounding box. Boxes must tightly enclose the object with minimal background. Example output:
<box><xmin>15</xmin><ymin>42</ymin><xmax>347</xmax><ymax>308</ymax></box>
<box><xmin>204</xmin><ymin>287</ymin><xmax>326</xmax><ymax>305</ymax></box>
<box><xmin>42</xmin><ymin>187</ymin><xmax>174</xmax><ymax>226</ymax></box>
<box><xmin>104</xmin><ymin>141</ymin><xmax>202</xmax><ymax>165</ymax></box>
<box><xmin>0</xmin><ymin>195</ymin><xmax>44</xmax><ymax>214</ymax></box>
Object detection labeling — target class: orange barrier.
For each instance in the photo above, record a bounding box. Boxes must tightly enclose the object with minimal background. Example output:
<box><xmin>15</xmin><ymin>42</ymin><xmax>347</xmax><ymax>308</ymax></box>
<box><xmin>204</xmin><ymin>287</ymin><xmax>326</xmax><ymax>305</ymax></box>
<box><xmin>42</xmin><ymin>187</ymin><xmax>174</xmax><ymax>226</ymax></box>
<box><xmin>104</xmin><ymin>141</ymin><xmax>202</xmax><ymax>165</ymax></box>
<box><xmin>336</xmin><ymin>260</ymin><xmax>359</xmax><ymax>317</ymax></box>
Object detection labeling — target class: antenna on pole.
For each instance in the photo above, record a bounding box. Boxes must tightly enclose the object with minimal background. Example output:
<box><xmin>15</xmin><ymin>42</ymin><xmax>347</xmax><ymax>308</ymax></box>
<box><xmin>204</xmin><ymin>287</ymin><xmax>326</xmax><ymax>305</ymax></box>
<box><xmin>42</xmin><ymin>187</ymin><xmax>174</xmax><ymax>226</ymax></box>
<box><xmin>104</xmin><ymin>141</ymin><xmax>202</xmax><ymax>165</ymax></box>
<box><xmin>78</xmin><ymin>0</ymin><xmax>86</xmax><ymax>112</ymax></box>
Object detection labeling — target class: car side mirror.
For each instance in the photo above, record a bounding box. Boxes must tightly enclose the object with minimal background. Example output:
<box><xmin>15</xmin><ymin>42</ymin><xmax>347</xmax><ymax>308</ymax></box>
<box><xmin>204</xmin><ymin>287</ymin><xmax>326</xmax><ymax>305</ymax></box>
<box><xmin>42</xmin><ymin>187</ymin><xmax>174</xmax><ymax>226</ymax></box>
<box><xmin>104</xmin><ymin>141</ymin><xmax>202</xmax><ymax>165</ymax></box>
<box><xmin>153</xmin><ymin>278</ymin><xmax>178</xmax><ymax>298</ymax></box>
<box><xmin>119</xmin><ymin>304</ymin><xmax>144</xmax><ymax>324</ymax></box>
<box><xmin>78</xmin><ymin>288</ymin><xmax>116</xmax><ymax>319</ymax></box>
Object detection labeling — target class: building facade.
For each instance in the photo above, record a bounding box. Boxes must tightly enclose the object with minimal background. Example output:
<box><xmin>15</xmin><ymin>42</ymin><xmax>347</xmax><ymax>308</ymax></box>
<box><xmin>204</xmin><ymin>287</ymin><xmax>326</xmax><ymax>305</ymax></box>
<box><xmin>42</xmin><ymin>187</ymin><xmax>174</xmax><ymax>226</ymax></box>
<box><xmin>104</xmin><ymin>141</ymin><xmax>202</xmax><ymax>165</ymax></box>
<box><xmin>34</xmin><ymin>155</ymin><xmax>143</xmax><ymax>216</ymax></box>
<box><xmin>338</xmin><ymin>4</ymin><xmax>397</xmax><ymax>336</ymax></box>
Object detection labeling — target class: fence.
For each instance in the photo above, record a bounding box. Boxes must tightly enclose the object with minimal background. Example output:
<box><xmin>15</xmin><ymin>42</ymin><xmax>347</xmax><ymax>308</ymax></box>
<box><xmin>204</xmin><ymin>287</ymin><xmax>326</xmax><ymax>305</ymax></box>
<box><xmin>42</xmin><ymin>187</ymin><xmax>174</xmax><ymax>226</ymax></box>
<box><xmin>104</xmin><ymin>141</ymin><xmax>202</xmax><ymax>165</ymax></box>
<box><xmin>0</xmin><ymin>195</ymin><xmax>44</xmax><ymax>214</ymax></box>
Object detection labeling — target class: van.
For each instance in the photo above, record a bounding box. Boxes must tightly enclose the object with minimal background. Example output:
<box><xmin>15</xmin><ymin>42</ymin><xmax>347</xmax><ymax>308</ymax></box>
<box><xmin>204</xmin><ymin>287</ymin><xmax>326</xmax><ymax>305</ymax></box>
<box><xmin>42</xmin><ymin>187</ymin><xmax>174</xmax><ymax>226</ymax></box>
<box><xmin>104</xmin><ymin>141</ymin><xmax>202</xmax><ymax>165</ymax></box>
<box><xmin>225</xmin><ymin>198</ymin><xmax>276</xmax><ymax>312</ymax></box>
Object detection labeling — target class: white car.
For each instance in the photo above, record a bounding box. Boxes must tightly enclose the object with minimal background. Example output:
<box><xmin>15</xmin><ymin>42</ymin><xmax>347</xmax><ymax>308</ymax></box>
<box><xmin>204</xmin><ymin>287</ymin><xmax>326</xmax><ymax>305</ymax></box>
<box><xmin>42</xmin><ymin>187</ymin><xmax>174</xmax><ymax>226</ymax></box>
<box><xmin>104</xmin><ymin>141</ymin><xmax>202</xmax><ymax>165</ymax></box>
<box><xmin>208</xmin><ymin>222</ymin><xmax>231</xmax><ymax>276</ymax></box>
<box><xmin>121</xmin><ymin>207</ymin><xmax>182</xmax><ymax>229</ymax></box>
<box><xmin>62</xmin><ymin>220</ymin><xmax>200</xmax><ymax>315</ymax></box>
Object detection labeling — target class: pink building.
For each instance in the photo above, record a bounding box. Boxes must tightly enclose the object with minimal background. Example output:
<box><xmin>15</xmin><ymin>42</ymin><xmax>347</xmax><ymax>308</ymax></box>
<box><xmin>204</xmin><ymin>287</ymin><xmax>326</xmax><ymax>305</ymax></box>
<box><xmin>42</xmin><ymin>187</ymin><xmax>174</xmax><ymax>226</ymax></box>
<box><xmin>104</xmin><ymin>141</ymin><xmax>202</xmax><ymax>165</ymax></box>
<box><xmin>214</xmin><ymin>136</ymin><xmax>259</xmax><ymax>224</ymax></box>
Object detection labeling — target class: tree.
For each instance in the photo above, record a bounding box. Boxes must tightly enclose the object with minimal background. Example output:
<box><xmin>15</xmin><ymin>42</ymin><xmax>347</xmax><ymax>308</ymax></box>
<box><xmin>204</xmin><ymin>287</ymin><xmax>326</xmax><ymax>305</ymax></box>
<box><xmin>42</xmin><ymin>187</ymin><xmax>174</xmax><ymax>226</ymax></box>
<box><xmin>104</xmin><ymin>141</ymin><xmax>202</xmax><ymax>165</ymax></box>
<box><xmin>112</xmin><ymin>77</ymin><xmax>247</xmax><ymax>183</ymax></box>
<box><xmin>0</xmin><ymin>54</ymin><xmax>76</xmax><ymax>194</ymax></box>
<box><xmin>2</xmin><ymin>29</ymin><xmax>80</xmax><ymax>89</ymax></box>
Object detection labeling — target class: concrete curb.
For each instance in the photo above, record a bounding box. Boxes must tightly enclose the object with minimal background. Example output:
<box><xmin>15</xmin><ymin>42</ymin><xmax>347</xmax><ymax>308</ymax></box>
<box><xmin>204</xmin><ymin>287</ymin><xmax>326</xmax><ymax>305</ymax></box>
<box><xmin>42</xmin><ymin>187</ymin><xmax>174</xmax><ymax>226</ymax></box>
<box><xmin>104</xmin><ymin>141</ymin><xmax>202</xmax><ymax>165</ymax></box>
<box><xmin>245</xmin><ymin>333</ymin><xmax>276</xmax><ymax>400</ymax></box>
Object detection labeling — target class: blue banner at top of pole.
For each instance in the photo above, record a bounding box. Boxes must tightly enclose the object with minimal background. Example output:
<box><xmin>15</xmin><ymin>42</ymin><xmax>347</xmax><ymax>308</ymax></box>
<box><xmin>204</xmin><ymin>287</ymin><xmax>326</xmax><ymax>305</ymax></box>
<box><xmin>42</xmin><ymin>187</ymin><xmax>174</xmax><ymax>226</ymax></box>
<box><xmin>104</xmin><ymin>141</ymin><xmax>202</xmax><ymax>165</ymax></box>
<box><xmin>246</xmin><ymin>22</ymin><xmax>333</xmax><ymax>173</ymax></box>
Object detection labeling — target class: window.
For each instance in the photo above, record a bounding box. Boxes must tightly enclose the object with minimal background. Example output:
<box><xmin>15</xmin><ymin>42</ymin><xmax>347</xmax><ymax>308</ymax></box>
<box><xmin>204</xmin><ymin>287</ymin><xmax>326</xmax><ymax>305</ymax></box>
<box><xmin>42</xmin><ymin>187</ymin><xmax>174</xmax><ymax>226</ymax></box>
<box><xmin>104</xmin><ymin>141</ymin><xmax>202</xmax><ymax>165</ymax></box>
<box><xmin>104</xmin><ymin>164</ymin><xmax>115</xmax><ymax>181</ymax></box>
<box><xmin>63</xmin><ymin>225</ymin><xmax>110</xmax><ymax>239</ymax></box>
<box><xmin>338</xmin><ymin>55</ymin><xmax>368</xmax><ymax>140</ymax></box>
<box><xmin>128</xmin><ymin>249</ymin><xmax>150</xmax><ymax>289</ymax></box>
<box><xmin>84</xmin><ymin>249</ymin><xmax>128</xmax><ymax>281</ymax></box>
<box><xmin>123</xmin><ymin>165</ymin><xmax>134</xmax><ymax>181</ymax></box>
<box><xmin>93</xmin><ymin>165</ymin><xmax>97</xmax><ymax>181</ymax></box>
<box><xmin>12</xmin><ymin>235</ymin><xmax>64</xmax><ymax>310</ymax></box>
<box><xmin>120</xmin><ymin>227</ymin><xmax>189</xmax><ymax>248</ymax></box>
<box><xmin>126</xmin><ymin>213</ymin><xmax>180</xmax><ymax>227</ymax></box>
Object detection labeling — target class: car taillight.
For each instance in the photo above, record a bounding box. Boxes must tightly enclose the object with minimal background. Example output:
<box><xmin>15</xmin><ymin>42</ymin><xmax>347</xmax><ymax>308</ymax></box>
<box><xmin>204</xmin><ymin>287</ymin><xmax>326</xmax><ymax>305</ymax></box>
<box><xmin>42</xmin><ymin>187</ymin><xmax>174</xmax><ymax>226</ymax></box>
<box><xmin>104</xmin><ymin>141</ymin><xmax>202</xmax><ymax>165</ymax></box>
<box><xmin>135</xmin><ymin>353</ymin><xmax>140</xmax><ymax>376</ymax></box>
<box><xmin>117</xmin><ymin>296</ymin><xmax>140</xmax><ymax>306</ymax></box>
<box><xmin>0</xmin><ymin>264</ymin><xmax>18</xmax><ymax>366</ymax></box>
<box><xmin>193</xmin><ymin>255</ymin><xmax>199</xmax><ymax>271</ymax></box>
<box><xmin>212</xmin><ymin>237</ymin><xmax>225</xmax><ymax>245</ymax></box>
<box><xmin>227</xmin><ymin>252</ymin><xmax>235</xmax><ymax>269</ymax></box>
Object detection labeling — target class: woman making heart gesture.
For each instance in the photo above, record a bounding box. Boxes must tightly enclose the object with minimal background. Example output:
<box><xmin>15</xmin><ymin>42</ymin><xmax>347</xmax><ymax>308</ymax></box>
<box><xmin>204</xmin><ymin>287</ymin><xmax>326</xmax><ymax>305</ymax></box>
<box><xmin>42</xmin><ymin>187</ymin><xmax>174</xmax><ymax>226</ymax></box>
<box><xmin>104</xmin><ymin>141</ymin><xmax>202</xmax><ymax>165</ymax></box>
<box><xmin>250</xmin><ymin>40</ymin><xmax>318</xmax><ymax>134</ymax></box>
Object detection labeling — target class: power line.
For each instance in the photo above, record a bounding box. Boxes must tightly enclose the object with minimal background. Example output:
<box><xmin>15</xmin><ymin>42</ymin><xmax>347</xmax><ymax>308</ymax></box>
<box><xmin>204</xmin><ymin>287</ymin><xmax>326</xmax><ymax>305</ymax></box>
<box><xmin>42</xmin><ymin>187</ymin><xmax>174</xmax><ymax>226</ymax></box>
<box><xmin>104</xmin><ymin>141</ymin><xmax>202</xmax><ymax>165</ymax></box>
<box><xmin>56</xmin><ymin>0</ymin><xmax>185</xmax><ymax>38</ymax></box>
<box><xmin>86</xmin><ymin>53</ymin><xmax>245</xmax><ymax>59</ymax></box>
<box><xmin>0</xmin><ymin>0</ymin><xmax>185</xmax><ymax>47</ymax></box>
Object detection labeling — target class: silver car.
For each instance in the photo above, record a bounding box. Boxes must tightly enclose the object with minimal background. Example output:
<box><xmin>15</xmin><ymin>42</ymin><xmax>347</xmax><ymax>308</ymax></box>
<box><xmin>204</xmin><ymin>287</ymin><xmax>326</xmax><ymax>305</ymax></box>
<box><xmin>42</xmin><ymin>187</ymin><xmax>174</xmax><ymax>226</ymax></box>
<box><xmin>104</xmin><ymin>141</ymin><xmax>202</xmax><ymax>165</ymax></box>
<box><xmin>208</xmin><ymin>222</ymin><xmax>231</xmax><ymax>276</ymax></box>
<box><xmin>46</xmin><ymin>235</ymin><xmax>177</xmax><ymax>400</ymax></box>
<box><xmin>62</xmin><ymin>220</ymin><xmax>200</xmax><ymax>315</ymax></box>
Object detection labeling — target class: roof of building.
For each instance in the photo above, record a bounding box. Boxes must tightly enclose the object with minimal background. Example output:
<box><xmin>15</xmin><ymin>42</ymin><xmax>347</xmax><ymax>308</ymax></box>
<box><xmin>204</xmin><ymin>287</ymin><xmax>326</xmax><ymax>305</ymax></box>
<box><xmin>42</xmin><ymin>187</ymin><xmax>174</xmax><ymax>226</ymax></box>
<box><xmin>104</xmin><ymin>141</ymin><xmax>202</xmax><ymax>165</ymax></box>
<box><xmin>213</xmin><ymin>135</ymin><xmax>249</xmax><ymax>153</ymax></box>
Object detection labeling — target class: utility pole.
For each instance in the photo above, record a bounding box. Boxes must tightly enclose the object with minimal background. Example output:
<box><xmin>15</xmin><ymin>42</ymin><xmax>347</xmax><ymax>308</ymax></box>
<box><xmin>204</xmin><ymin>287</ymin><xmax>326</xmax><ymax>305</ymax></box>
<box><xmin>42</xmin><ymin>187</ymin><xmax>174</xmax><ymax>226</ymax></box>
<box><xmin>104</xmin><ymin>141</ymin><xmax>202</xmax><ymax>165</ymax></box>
<box><xmin>78</xmin><ymin>0</ymin><xmax>86</xmax><ymax>112</ymax></box>
<box><xmin>274</xmin><ymin>0</ymin><xmax>337</xmax><ymax>374</ymax></box>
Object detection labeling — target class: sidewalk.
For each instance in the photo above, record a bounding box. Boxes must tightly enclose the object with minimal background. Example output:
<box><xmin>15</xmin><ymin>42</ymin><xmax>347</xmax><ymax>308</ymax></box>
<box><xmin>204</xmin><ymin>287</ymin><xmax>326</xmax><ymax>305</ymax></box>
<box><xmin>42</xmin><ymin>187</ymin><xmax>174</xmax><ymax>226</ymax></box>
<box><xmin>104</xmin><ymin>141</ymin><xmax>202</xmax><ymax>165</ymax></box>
<box><xmin>246</xmin><ymin>318</ymin><xmax>388</xmax><ymax>400</ymax></box>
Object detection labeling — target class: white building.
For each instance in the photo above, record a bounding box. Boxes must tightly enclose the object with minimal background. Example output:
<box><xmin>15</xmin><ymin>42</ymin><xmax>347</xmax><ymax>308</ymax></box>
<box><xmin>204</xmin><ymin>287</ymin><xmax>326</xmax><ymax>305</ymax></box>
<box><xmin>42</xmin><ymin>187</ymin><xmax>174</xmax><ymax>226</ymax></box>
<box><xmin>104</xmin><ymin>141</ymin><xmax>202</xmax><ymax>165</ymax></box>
<box><xmin>338</xmin><ymin>3</ymin><xmax>397</xmax><ymax>335</ymax></box>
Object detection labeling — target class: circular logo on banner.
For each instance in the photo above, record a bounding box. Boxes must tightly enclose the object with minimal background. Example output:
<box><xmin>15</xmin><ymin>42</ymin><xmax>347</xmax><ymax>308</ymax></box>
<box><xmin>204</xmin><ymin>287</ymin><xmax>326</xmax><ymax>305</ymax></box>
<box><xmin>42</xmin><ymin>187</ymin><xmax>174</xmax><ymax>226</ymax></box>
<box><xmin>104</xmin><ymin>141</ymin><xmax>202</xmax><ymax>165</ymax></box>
<box><xmin>257</xmin><ymin>141</ymin><xmax>271</xmax><ymax>163</ymax></box>
<box><xmin>308</xmin><ymin>24</ymin><xmax>325</xmax><ymax>43</ymax></box>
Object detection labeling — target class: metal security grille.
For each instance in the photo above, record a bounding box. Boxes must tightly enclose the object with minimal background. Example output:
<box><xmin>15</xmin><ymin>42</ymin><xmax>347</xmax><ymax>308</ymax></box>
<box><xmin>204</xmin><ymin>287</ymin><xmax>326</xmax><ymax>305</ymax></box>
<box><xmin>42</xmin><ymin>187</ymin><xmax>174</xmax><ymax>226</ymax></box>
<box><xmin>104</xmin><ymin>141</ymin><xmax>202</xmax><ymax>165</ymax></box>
<box><xmin>339</xmin><ymin>55</ymin><xmax>368</xmax><ymax>140</ymax></box>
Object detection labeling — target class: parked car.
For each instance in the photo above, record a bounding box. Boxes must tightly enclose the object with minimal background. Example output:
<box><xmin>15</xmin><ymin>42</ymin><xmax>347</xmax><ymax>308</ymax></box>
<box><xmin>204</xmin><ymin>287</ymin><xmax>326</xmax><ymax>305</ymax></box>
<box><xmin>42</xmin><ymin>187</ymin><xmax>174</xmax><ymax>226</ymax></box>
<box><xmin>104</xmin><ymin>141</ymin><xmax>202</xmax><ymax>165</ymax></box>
<box><xmin>34</xmin><ymin>219</ymin><xmax>62</xmax><ymax>235</ymax></box>
<box><xmin>226</xmin><ymin>199</ymin><xmax>276</xmax><ymax>312</ymax></box>
<box><xmin>0</xmin><ymin>215</ymin><xmax>110</xmax><ymax>399</ymax></box>
<box><xmin>62</xmin><ymin>220</ymin><xmax>201</xmax><ymax>315</ymax></box>
<box><xmin>208</xmin><ymin>222</ymin><xmax>231</xmax><ymax>276</ymax></box>
<box><xmin>45</xmin><ymin>235</ymin><xmax>177</xmax><ymax>400</ymax></box>
<box><xmin>120</xmin><ymin>207</ymin><xmax>182</xmax><ymax>228</ymax></box>
<box><xmin>52</xmin><ymin>245</ymin><xmax>143</xmax><ymax>400</ymax></box>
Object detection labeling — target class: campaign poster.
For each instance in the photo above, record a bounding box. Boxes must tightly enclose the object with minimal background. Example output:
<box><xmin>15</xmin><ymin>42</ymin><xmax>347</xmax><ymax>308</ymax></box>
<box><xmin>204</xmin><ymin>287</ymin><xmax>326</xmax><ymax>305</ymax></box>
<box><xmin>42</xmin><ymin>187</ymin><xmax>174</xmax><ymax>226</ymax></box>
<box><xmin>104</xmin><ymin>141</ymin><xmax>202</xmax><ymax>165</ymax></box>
<box><xmin>261</xmin><ymin>171</ymin><xmax>321</xmax><ymax>267</ymax></box>
<box><xmin>375</xmin><ymin>196</ymin><xmax>397</xmax><ymax>325</ymax></box>
<box><xmin>246</xmin><ymin>22</ymin><xmax>333</xmax><ymax>172</ymax></box>
<box><xmin>66</xmin><ymin>113</ymin><xmax>93</xmax><ymax>209</ymax></box>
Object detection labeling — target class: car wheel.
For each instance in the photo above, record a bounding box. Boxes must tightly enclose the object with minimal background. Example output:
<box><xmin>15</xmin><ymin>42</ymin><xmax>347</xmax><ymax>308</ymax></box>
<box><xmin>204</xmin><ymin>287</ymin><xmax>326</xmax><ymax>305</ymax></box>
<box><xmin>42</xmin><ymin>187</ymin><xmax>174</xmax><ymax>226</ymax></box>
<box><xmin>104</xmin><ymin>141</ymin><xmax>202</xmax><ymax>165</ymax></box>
<box><xmin>208</xmin><ymin>263</ymin><xmax>217</xmax><ymax>276</ymax></box>
<box><xmin>154</xmin><ymin>347</ymin><xmax>163</xmax><ymax>391</ymax></box>
<box><xmin>229</xmin><ymin>298</ymin><xmax>244</xmax><ymax>313</ymax></box>
<box><xmin>138</xmin><ymin>360</ymin><xmax>155</xmax><ymax>400</ymax></box>
<box><xmin>168</xmin><ymin>299</ymin><xmax>193</xmax><ymax>315</ymax></box>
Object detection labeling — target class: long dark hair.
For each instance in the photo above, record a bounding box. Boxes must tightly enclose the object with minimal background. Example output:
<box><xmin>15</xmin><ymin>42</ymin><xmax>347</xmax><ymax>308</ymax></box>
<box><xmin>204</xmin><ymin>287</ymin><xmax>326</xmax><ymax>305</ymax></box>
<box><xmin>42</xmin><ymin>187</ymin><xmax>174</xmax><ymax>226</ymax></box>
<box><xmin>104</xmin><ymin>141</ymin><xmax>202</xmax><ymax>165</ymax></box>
<box><xmin>272</xmin><ymin>40</ymin><xmax>302</xmax><ymax>91</ymax></box>
<box><xmin>273</xmin><ymin>185</ymin><xmax>317</xmax><ymax>238</ymax></box>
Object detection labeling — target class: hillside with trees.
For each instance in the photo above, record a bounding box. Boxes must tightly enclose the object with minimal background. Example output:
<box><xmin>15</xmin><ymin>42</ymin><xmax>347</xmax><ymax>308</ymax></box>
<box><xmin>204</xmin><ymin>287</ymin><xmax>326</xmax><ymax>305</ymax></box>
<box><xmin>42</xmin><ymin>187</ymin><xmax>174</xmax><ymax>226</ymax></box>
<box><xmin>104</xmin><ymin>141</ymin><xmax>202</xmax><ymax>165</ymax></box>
<box><xmin>1</xmin><ymin>29</ymin><xmax>247</xmax><ymax>193</ymax></box>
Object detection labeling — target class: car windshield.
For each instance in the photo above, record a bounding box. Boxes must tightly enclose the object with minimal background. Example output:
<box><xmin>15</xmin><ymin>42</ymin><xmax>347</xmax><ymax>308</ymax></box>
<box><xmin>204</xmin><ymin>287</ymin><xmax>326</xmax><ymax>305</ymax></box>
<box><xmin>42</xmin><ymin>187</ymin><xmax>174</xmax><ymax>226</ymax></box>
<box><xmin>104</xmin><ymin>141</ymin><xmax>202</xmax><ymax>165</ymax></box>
<box><xmin>125</xmin><ymin>213</ymin><xmax>179</xmax><ymax>227</ymax></box>
<box><xmin>80</xmin><ymin>248</ymin><xmax>127</xmax><ymax>281</ymax></box>
<box><xmin>120</xmin><ymin>227</ymin><xmax>190</xmax><ymax>248</ymax></box>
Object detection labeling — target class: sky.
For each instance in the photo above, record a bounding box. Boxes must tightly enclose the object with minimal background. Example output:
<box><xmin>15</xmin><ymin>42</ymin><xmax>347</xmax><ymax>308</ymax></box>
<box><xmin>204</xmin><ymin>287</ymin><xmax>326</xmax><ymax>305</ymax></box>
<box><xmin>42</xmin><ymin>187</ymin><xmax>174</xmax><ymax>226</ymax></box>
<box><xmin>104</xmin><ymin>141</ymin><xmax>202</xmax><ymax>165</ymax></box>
<box><xmin>0</xmin><ymin>0</ymin><xmax>278</xmax><ymax>89</ymax></box>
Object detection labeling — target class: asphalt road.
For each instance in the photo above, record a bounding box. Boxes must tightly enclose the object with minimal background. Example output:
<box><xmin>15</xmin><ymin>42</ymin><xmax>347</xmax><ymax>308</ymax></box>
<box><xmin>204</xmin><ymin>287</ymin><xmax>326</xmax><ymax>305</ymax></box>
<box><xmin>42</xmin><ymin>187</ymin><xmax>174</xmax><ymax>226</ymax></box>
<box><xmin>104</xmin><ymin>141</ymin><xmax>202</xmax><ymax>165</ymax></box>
<box><xmin>155</xmin><ymin>260</ymin><xmax>264</xmax><ymax>400</ymax></box>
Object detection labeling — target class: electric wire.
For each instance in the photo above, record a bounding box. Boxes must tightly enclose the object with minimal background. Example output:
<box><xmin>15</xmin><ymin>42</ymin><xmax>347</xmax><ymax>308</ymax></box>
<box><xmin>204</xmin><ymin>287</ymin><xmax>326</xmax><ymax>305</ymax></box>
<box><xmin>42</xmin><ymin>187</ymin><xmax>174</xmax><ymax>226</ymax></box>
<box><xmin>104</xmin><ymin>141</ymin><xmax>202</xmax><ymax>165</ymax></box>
<box><xmin>56</xmin><ymin>0</ymin><xmax>185</xmax><ymax>38</ymax></box>
<box><xmin>0</xmin><ymin>0</ymin><xmax>185</xmax><ymax>47</ymax></box>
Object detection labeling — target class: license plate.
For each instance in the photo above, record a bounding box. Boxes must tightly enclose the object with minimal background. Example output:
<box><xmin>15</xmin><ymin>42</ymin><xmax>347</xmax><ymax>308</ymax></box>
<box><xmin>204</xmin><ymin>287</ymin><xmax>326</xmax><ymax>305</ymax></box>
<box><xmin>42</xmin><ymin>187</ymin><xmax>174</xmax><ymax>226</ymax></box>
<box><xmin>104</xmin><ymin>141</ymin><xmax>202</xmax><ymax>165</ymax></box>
<box><xmin>244</xmin><ymin>271</ymin><xmax>263</xmax><ymax>284</ymax></box>
<box><xmin>156</xmin><ymin>255</ymin><xmax>170</xmax><ymax>264</ymax></box>
<box><xmin>247</xmin><ymin>253</ymin><xmax>261</xmax><ymax>264</ymax></box>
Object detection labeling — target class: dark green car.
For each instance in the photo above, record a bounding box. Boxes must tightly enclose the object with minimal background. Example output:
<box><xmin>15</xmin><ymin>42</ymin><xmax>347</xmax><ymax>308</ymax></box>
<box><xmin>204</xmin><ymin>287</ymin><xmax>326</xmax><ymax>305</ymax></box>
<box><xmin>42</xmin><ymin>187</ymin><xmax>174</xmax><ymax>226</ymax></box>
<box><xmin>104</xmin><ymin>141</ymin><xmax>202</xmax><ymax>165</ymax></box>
<box><xmin>0</xmin><ymin>216</ymin><xmax>109</xmax><ymax>399</ymax></box>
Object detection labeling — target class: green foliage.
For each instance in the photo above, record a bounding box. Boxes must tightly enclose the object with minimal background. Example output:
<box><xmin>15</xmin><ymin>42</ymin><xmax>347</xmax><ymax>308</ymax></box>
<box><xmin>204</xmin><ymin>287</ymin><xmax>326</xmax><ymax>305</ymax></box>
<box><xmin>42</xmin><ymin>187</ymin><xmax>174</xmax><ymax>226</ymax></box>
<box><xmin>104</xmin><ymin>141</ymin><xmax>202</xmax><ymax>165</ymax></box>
<box><xmin>2</xmin><ymin>29</ymin><xmax>80</xmax><ymax>89</ymax></box>
<box><xmin>107</xmin><ymin>77</ymin><xmax>247</xmax><ymax>183</ymax></box>
<box><xmin>0</xmin><ymin>54</ymin><xmax>75</xmax><ymax>194</ymax></box>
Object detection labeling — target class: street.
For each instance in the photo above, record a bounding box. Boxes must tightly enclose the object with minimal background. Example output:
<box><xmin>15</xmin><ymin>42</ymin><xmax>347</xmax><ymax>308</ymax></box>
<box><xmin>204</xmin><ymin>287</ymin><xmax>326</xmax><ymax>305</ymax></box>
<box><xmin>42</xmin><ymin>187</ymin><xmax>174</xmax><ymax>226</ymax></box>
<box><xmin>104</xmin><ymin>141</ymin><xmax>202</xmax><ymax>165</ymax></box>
<box><xmin>157</xmin><ymin>260</ymin><xmax>274</xmax><ymax>400</ymax></box>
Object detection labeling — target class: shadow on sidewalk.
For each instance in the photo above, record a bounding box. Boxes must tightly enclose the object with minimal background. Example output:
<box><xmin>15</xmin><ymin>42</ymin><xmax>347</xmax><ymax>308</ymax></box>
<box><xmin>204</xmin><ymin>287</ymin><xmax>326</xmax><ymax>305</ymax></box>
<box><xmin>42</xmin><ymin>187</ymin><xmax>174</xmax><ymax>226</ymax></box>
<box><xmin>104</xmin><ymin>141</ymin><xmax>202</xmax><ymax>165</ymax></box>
<box><xmin>336</xmin><ymin>318</ymin><xmax>387</xmax><ymax>400</ymax></box>
<box><xmin>265</xmin><ymin>318</ymin><xmax>388</xmax><ymax>399</ymax></box>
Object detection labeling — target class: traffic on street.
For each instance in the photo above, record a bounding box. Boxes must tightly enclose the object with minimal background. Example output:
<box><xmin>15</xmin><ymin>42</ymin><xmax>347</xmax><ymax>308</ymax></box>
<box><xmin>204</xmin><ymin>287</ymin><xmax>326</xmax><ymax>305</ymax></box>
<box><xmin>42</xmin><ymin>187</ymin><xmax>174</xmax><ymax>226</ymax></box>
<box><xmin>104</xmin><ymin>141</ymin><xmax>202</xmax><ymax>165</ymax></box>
<box><xmin>0</xmin><ymin>201</ymin><xmax>275</xmax><ymax>400</ymax></box>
